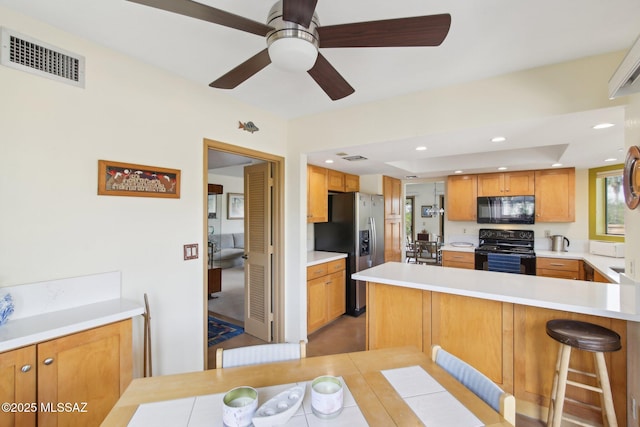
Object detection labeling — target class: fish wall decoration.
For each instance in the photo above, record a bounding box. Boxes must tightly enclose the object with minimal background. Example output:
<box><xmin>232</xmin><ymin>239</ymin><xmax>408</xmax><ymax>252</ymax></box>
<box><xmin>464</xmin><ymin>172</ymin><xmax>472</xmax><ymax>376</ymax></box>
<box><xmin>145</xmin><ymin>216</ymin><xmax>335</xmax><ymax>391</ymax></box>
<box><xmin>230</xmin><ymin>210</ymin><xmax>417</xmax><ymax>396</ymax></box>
<box><xmin>239</xmin><ymin>121</ymin><xmax>259</xmax><ymax>134</ymax></box>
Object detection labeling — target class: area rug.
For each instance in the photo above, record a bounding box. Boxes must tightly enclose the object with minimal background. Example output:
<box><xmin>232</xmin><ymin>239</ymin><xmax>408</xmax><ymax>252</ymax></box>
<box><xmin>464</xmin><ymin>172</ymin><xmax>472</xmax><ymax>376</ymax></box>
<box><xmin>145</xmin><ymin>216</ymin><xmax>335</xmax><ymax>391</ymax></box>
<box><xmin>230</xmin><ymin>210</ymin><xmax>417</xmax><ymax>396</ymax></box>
<box><xmin>208</xmin><ymin>315</ymin><xmax>243</xmax><ymax>347</ymax></box>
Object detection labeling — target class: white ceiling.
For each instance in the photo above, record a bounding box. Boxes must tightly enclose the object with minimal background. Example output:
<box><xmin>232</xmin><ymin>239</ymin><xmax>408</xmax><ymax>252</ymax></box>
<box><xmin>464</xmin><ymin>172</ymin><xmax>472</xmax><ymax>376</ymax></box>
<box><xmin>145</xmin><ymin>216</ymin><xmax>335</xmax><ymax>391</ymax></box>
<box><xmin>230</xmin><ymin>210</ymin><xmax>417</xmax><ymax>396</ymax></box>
<box><xmin>2</xmin><ymin>0</ymin><xmax>640</xmax><ymax>178</ymax></box>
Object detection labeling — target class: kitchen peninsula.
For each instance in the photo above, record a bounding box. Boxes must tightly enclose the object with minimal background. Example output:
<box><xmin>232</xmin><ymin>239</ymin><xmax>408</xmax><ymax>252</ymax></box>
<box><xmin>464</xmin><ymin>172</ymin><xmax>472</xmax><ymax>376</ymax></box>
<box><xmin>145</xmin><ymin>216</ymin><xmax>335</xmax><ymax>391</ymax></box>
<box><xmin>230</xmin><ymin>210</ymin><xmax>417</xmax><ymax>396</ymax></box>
<box><xmin>353</xmin><ymin>262</ymin><xmax>638</xmax><ymax>425</ymax></box>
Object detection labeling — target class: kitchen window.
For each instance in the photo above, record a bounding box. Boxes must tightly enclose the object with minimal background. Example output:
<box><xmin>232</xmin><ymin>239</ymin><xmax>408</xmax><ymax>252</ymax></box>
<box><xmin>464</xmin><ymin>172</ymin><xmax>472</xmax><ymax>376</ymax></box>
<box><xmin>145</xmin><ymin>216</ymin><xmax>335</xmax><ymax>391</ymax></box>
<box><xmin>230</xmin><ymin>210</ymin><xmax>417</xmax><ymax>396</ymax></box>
<box><xmin>589</xmin><ymin>165</ymin><xmax>625</xmax><ymax>241</ymax></box>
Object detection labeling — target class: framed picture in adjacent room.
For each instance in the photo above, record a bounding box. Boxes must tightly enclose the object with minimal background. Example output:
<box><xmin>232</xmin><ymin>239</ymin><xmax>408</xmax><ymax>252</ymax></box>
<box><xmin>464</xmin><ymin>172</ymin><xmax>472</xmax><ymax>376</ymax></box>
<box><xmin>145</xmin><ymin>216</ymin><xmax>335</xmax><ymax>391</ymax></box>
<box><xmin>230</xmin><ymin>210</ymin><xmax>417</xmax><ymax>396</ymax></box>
<box><xmin>227</xmin><ymin>193</ymin><xmax>244</xmax><ymax>219</ymax></box>
<box><xmin>421</xmin><ymin>205</ymin><xmax>434</xmax><ymax>218</ymax></box>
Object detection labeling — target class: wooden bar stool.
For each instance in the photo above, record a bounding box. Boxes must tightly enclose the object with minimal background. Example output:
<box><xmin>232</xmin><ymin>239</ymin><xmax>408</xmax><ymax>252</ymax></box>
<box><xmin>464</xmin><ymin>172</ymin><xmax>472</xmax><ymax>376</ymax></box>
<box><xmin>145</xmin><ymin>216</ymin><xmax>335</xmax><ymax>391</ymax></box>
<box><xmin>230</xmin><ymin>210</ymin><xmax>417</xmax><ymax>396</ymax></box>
<box><xmin>546</xmin><ymin>319</ymin><xmax>621</xmax><ymax>427</ymax></box>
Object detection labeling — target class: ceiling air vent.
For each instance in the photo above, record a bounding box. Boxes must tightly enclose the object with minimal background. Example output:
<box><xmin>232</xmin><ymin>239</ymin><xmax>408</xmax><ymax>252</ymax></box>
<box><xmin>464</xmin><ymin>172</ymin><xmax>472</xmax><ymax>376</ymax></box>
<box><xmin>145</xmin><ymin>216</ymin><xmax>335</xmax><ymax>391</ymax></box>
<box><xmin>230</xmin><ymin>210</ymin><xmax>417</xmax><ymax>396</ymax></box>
<box><xmin>0</xmin><ymin>27</ymin><xmax>85</xmax><ymax>88</ymax></box>
<box><xmin>342</xmin><ymin>155</ymin><xmax>368</xmax><ymax>161</ymax></box>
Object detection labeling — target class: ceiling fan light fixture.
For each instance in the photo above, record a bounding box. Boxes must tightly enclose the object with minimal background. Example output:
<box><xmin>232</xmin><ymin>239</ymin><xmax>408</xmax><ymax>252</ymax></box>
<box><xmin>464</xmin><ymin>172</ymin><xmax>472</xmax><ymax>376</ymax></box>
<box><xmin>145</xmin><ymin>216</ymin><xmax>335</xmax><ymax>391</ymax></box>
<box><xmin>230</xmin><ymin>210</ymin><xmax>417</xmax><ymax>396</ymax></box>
<box><xmin>268</xmin><ymin>37</ymin><xmax>318</xmax><ymax>72</ymax></box>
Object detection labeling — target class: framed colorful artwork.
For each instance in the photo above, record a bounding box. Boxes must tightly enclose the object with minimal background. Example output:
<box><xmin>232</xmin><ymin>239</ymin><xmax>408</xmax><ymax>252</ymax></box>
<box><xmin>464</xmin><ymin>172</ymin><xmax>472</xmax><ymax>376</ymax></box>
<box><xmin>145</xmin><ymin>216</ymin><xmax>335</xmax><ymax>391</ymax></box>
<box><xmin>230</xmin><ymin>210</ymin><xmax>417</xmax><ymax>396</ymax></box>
<box><xmin>98</xmin><ymin>160</ymin><xmax>180</xmax><ymax>198</ymax></box>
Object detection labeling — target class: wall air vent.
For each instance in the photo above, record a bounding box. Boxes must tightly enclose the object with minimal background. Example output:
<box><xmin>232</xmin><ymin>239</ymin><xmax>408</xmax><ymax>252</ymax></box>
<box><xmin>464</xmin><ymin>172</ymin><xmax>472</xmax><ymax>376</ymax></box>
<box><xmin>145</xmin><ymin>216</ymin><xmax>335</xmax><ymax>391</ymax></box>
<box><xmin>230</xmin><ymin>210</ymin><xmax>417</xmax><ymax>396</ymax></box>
<box><xmin>342</xmin><ymin>155</ymin><xmax>368</xmax><ymax>161</ymax></box>
<box><xmin>0</xmin><ymin>27</ymin><xmax>85</xmax><ymax>88</ymax></box>
<box><xmin>609</xmin><ymin>32</ymin><xmax>640</xmax><ymax>98</ymax></box>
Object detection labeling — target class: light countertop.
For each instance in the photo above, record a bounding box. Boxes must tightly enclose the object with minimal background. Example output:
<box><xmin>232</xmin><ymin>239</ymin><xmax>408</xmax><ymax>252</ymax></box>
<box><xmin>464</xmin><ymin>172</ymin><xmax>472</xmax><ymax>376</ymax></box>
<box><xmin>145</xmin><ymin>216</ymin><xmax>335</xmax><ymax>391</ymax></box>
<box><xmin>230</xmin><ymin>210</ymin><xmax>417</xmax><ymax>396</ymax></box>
<box><xmin>440</xmin><ymin>245</ymin><xmax>625</xmax><ymax>284</ymax></box>
<box><xmin>0</xmin><ymin>298</ymin><xmax>143</xmax><ymax>352</ymax></box>
<box><xmin>0</xmin><ymin>271</ymin><xmax>144</xmax><ymax>352</ymax></box>
<box><xmin>307</xmin><ymin>251</ymin><xmax>347</xmax><ymax>266</ymax></box>
<box><xmin>352</xmin><ymin>262</ymin><xmax>640</xmax><ymax>322</ymax></box>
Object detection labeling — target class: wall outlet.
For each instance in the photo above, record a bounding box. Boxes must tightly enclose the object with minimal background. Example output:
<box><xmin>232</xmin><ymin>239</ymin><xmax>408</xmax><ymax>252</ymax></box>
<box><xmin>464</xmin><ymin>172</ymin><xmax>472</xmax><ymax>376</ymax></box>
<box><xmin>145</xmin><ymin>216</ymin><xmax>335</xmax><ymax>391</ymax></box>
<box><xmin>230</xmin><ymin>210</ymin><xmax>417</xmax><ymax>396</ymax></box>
<box><xmin>633</xmin><ymin>396</ymin><xmax>638</xmax><ymax>421</ymax></box>
<box><xmin>463</xmin><ymin>228</ymin><xmax>466</xmax><ymax>234</ymax></box>
<box><xmin>544</xmin><ymin>230</ymin><xmax>551</xmax><ymax>238</ymax></box>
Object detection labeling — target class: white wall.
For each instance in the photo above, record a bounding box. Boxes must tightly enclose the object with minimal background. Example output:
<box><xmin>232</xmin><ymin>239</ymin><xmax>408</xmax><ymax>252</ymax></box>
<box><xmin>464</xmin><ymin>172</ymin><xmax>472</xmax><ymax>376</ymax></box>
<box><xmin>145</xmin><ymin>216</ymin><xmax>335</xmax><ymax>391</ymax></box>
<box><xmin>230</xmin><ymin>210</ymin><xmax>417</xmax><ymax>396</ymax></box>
<box><xmin>0</xmin><ymin>7</ymin><xmax>287</xmax><ymax>376</ymax></box>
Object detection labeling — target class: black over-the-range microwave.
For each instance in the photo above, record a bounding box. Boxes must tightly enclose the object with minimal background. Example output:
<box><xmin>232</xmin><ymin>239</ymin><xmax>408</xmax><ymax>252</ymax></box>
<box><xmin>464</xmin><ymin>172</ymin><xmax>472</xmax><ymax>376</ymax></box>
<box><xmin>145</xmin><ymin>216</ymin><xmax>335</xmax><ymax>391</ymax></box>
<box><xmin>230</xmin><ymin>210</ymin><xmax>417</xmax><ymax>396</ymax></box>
<box><xmin>476</xmin><ymin>196</ymin><xmax>535</xmax><ymax>224</ymax></box>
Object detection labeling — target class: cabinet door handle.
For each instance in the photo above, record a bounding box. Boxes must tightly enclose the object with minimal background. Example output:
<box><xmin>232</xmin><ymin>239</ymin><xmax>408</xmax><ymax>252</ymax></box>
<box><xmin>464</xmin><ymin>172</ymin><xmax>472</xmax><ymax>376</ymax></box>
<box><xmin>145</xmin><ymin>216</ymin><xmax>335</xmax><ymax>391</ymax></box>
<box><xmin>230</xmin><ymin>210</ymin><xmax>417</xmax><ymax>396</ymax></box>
<box><xmin>550</xmin><ymin>263</ymin><xmax>565</xmax><ymax>267</ymax></box>
<box><xmin>43</xmin><ymin>358</ymin><xmax>54</xmax><ymax>366</ymax></box>
<box><xmin>21</xmin><ymin>364</ymin><xmax>32</xmax><ymax>373</ymax></box>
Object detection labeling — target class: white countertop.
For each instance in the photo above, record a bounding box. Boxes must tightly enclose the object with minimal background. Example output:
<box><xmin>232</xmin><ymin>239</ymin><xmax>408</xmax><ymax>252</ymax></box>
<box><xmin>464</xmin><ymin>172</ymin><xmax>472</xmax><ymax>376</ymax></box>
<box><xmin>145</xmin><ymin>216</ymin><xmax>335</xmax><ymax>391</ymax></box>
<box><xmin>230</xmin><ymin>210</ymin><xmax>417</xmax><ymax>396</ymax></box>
<box><xmin>307</xmin><ymin>251</ymin><xmax>348</xmax><ymax>266</ymax></box>
<box><xmin>0</xmin><ymin>298</ymin><xmax>143</xmax><ymax>352</ymax></box>
<box><xmin>0</xmin><ymin>271</ymin><xmax>144</xmax><ymax>352</ymax></box>
<box><xmin>352</xmin><ymin>262</ymin><xmax>640</xmax><ymax>322</ymax></box>
<box><xmin>440</xmin><ymin>245</ymin><xmax>625</xmax><ymax>284</ymax></box>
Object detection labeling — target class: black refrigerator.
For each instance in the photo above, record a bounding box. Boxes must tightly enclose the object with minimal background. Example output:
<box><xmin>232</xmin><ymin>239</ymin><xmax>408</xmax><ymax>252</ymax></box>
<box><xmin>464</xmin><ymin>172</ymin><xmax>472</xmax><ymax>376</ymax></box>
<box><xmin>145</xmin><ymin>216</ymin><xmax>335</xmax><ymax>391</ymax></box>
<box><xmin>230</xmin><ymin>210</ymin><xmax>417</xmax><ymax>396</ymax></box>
<box><xmin>314</xmin><ymin>192</ymin><xmax>385</xmax><ymax>316</ymax></box>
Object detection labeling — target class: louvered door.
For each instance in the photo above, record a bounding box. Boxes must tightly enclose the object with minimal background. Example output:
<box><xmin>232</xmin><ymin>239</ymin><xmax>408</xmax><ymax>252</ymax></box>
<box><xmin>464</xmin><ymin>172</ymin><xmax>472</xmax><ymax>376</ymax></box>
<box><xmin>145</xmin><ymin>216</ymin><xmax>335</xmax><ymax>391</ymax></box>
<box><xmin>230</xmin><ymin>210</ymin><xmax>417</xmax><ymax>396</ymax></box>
<box><xmin>243</xmin><ymin>162</ymin><xmax>272</xmax><ymax>341</ymax></box>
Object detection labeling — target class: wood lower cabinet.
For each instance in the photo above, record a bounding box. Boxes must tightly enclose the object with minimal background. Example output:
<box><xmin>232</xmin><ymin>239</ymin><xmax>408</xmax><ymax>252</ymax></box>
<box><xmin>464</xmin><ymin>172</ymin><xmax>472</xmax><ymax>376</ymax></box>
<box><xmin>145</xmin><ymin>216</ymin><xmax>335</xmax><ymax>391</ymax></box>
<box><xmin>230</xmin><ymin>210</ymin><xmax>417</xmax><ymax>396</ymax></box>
<box><xmin>307</xmin><ymin>259</ymin><xmax>346</xmax><ymax>334</ymax></box>
<box><xmin>513</xmin><ymin>306</ymin><xmax>626</xmax><ymax>425</ymax></box>
<box><xmin>431</xmin><ymin>293</ymin><xmax>513</xmax><ymax>391</ymax></box>
<box><xmin>366</xmin><ymin>282</ymin><xmax>627</xmax><ymax>426</ymax></box>
<box><xmin>367</xmin><ymin>284</ymin><xmax>425</xmax><ymax>351</ymax></box>
<box><xmin>441</xmin><ymin>250</ymin><xmax>475</xmax><ymax>269</ymax></box>
<box><xmin>384</xmin><ymin>218</ymin><xmax>403</xmax><ymax>262</ymax></box>
<box><xmin>0</xmin><ymin>346</ymin><xmax>36</xmax><ymax>426</ymax></box>
<box><xmin>536</xmin><ymin>257</ymin><xmax>583</xmax><ymax>280</ymax></box>
<box><xmin>0</xmin><ymin>320</ymin><xmax>132</xmax><ymax>427</ymax></box>
<box><xmin>593</xmin><ymin>269</ymin><xmax>612</xmax><ymax>283</ymax></box>
<box><xmin>446</xmin><ymin>174</ymin><xmax>478</xmax><ymax>221</ymax></box>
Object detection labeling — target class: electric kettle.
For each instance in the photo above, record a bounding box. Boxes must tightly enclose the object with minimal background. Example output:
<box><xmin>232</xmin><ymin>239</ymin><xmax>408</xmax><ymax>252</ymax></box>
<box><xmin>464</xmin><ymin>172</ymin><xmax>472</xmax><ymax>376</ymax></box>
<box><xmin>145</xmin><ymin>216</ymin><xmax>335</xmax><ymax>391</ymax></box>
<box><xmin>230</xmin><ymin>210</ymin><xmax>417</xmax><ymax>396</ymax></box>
<box><xmin>550</xmin><ymin>235</ymin><xmax>570</xmax><ymax>252</ymax></box>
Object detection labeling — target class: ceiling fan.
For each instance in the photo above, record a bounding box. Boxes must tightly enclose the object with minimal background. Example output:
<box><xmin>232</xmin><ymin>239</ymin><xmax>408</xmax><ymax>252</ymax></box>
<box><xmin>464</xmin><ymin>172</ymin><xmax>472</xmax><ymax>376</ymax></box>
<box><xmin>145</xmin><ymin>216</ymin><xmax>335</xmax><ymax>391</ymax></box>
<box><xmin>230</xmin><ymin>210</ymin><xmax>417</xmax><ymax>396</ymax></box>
<box><xmin>127</xmin><ymin>0</ymin><xmax>451</xmax><ymax>100</ymax></box>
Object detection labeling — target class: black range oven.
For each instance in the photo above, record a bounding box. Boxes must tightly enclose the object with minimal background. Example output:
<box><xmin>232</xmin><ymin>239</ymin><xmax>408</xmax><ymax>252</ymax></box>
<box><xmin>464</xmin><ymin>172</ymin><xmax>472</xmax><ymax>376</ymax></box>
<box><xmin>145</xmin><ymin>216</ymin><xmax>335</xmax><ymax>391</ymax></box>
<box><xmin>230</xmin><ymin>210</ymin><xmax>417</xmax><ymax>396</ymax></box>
<box><xmin>474</xmin><ymin>229</ymin><xmax>536</xmax><ymax>275</ymax></box>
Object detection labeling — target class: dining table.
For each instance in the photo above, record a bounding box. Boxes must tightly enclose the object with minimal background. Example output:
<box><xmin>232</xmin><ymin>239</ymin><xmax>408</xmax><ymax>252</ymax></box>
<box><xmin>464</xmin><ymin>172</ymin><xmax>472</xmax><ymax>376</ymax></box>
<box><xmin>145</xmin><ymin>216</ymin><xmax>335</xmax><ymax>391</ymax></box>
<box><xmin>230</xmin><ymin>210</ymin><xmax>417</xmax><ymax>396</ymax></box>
<box><xmin>100</xmin><ymin>346</ymin><xmax>512</xmax><ymax>426</ymax></box>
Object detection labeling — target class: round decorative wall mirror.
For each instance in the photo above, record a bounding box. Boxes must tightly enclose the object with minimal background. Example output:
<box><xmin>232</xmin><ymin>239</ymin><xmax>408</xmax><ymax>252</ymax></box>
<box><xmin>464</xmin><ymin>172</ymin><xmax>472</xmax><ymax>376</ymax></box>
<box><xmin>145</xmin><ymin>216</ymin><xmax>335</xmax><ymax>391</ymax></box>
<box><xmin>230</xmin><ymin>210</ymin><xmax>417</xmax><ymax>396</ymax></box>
<box><xmin>624</xmin><ymin>145</ymin><xmax>640</xmax><ymax>209</ymax></box>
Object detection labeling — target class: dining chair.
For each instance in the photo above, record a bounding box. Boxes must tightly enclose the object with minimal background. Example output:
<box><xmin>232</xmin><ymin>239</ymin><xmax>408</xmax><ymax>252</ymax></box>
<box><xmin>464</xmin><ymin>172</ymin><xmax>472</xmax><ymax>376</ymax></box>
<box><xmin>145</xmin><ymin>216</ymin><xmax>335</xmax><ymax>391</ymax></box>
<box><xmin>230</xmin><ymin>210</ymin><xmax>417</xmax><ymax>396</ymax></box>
<box><xmin>431</xmin><ymin>345</ymin><xmax>515</xmax><ymax>425</ymax></box>
<box><xmin>405</xmin><ymin>238</ymin><xmax>418</xmax><ymax>263</ymax></box>
<box><xmin>216</xmin><ymin>340</ymin><xmax>306</xmax><ymax>368</ymax></box>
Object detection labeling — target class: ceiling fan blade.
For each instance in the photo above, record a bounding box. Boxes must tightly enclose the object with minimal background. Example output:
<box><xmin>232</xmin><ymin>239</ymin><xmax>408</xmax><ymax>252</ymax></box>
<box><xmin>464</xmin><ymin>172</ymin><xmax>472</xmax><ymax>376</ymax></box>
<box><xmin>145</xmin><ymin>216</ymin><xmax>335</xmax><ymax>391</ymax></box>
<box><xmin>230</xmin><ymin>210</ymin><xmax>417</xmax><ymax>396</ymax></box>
<box><xmin>282</xmin><ymin>0</ymin><xmax>318</xmax><ymax>28</ymax></box>
<box><xmin>210</xmin><ymin>49</ymin><xmax>271</xmax><ymax>89</ymax></box>
<box><xmin>307</xmin><ymin>53</ymin><xmax>355</xmax><ymax>101</ymax></box>
<box><xmin>318</xmin><ymin>14</ymin><xmax>451</xmax><ymax>48</ymax></box>
<box><xmin>127</xmin><ymin>0</ymin><xmax>273</xmax><ymax>37</ymax></box>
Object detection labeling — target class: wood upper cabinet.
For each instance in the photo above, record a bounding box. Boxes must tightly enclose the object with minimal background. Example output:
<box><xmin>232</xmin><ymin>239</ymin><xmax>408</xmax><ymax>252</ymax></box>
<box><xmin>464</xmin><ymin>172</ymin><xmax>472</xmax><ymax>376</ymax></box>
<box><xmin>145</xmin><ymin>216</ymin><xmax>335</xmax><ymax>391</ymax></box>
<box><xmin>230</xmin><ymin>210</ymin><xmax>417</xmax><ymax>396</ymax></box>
<box><xmin>344</xmin><ymin>173</ymin><xmax>360</xmax><ymax>192</ymax></box>
<box><xmin>535</xmin><ymin>167</ymin><xmax>575</xmax><ymax>222</ymax></box>
<box><xmin>307</xmin><ymin>165</ymin><xmax>328</xmax><ymax>223</ymax></box>
<box><xmin>0</xmin><ymin>320</ymin><xmax>133</xmax><ymax>427</ymax></box>
<box><xmin>0</xmin><ymin>346</ymin><xmax>36</xmax><ymax>427</ymax></box>
<box><xmin>327</xmin><ymin>169</ymin><xmax>360</xmax><ymax>192</ymax></box>
<box><xmin>327</xmin><ymin>169</ymin><xmax>346</xmax><ymax>192</ymax></box>
<box><xmin>383</xmin><ymin>176</ymin><xmax>403</xmax><ymax>262</ymax></box>
<box><xmin>446</xmin><ymin>174</ymin><xmax>477</xmax><ymax>221</ymax></box>
<box><xmin>477</xmin><ymin>171</ymin><xmax>535</xmax><ymax>196</ymax></box>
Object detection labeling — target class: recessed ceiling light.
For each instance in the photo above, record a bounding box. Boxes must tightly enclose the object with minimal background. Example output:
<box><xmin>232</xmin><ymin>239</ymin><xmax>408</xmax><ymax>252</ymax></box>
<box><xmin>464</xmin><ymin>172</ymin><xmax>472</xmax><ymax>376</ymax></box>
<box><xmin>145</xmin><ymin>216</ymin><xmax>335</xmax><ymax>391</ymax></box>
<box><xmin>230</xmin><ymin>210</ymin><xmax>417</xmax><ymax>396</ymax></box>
<box><xmin>325</xmin><ymin>159</ymin><xmax>334</xmax><ymax>164</ymax></box>
<box><xmin>604</xmin><ymin>158</ymin><xmax>617</xmax><ymax>162</ymax></box>
<box><xmin>551</xmin><ymin>163</ymin><xmax>563</xmax><ymax>167</ymax></box>
<box><xmin>593</xmin><ymin>123</ymin><xmax>615</xmax><ymax>130</ymax></box>
<box><xmin>491</xmin><ymin>136</ymin><xmax>507</xmax><ymax>142</ymax></box>
<box><xmin>415</xmin><ymin>146</ymin><xmax>427</xmax><ymax>151</ymax></box>
<box><xmin>498</xmin><ymin>167</ymin><xmax>508</xmax><ymax>171</ymax></box>
<box><xmin>454</xmin><ymin>170</ymin><xmax>463</xmax><ymax>174</ymax></box>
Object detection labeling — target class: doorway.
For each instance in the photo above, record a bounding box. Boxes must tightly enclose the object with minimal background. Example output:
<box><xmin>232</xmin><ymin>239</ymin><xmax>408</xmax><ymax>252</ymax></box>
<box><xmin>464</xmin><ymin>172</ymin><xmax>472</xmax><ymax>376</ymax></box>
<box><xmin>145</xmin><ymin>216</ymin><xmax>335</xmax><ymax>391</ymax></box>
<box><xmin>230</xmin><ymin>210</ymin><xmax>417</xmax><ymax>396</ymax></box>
<box><xmin>203</xmin><ymin>139</ymin><xmax>284</xmax><ymax>369</ymax></box>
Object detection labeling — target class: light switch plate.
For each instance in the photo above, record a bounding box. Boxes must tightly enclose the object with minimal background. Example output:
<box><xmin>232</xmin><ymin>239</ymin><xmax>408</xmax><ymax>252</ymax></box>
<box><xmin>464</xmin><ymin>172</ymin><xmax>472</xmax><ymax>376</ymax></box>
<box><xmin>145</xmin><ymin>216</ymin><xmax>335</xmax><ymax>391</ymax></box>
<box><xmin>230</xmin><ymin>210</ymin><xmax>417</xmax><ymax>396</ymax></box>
<box><xmin>184</xmin><ymin>244</ymin><xmax>198</xmax><ymax>260</ymax></box>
